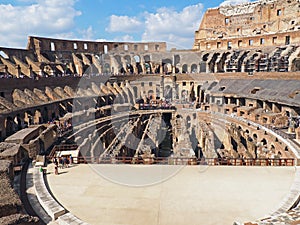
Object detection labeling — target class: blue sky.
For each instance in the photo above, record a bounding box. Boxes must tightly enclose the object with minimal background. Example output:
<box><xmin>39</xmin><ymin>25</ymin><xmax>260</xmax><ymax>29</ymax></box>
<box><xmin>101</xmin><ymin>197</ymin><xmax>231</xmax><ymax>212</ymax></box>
<box><xmin>0</xmin><ymin>0</ymin><xmax>252</xmax><ymax>49</ymax></box>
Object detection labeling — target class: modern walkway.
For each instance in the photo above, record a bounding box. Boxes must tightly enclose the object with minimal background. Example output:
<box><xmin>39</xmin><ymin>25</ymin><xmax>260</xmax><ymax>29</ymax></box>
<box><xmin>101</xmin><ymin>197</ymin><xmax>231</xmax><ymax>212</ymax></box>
<box><xmin>46</xmin><ymin>164</ymin><xmax>296</xmax><ymax>225</ymax></box>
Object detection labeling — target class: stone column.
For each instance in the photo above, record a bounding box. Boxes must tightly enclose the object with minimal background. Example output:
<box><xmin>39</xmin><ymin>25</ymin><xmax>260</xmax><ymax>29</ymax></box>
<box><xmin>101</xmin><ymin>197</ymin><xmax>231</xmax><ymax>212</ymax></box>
<box><xmin>241</xmin><ymin>63</ymin><xmax>245</xmax><ymax>73</ymax></box>
<box><xmin>206</xmin><ymin>62</ymin><xmax>210</xmax><ymax>74</ymax></box>
<box><xmin>172</xmin><ymin>75</ymin><xmax>176</xmax><ymax>101</ymax></box>
<box><xmin>296</xmin><ymin>127</ymin><xmax>300</xmax><ymax>140</ymax></box>
<box><xmin>160</xmin><ymin>63</ymin><xmax>163</xmax><ymax>74</ymax></box>
<box><xmin>160</xmin><ymin>75</ymin><xmax>164</xmax><ymax>99</ymax></box>
<box><xmin>16</xmin><ymin>65</ymin><xmax>21</xmax><ymax>78</ymax></box>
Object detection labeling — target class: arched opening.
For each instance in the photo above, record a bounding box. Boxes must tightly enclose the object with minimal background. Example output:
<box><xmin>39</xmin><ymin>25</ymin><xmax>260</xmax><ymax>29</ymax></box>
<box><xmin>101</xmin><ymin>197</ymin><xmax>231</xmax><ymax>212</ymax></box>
<box><xmin>182</xmin><ymin>64</ymin><xmax>188</xmax><ymax>73</ymax></box>
<box><xmin>164</xmin><ymin>85</ymin><xmax>172</xmax><ymax>100</ymax></box>
<box><xmin>260</xmin><ymin>138</ymin><xmax>267</xmax><ymax>146</ymax></box>
<box><xmin>253</xmin><ymin>134</ymin><xmax>257</xmax><ymax>140</ymax></box>
<box><xmin>181</xmin><ymin>90</ymin><xmax>188</xmax><ymax>102</ymax></box>
<box><xmin>134</xmin><ymin>55</ymin><xmax>143</xmax><ymax>74</ymax></box>
<box><xmin>197</xmin><ymin>85</ymin><xmax>201</xmax><ymax>98</ymax></box>
<box><xmin>103</xmin><ymin>63</ymin><xmax>110</xmax><ymax>74</ymax></box>
<box><xmin>124</xmin><ymin>55</ymin><xmax>133</xmax><ymax>74</ymax></box>
<box><xmin>200</xmin><ymin>53</ymin><xmax>209</xmax><ymax>73</ymax></box>
<box><xmin>5</xmin><ymin>116</ymin><xmax>15</xmax><ymax>136</ymax></box>
<box><xmin>14</xmin><ymin>114</ymin><xmax>22</xmax><ymax>130</ymax></box>
<box><xmin>133</xmin><ymin>86</ymin><xmax>138</xmax><ymax>100</ymax></box>
<box><xmin>189</xmin><ymin>82</ymin><xmax>196</xmax><ymax>102</ymax></box>
<box><xmin>114</xmin><ymin>55</ymin><xmax>124</xmax><ymax>74</ymax></box>
<box><xmin>209</xmin><ymin>53</ymin><xmax>220</xmax><ymax>73</ymax></box>
<box><xmin>34</xmin><ymin>109</ymin><xmax>43</xmax><ymax>124</ymax></box>
<box><xmin>148</xmin><ymin>90</ymin><xmax>154</xmax><ymax>100</ymax></box>
<box><xmin>144</xmin><ymin>62</ymin><xmax>152</xmax><ymax>74</ymax></box>
<box><xmin>59</xmin><ymin>103</ymin><xmax>67</xmax><ymax>117</ymax></box>
<box><xmin>162</xmin><ymin>59</ymin><xmax>172</xmax><ymax>75</ymax></box>
<box><xmin>218</xmin><ymin>52</ymin><xmax>230</xmax><ymax>73</ymax></box>
<box><xmin>43</xmin><ymin>107</ymin><xmax>49</xmax><ymax>122</ymax></box>
<box><xmin>186</xmin><ymin>115</ymin><xmax>191</xmax><ymax>129</ymax></box>
<box><xmin>202</xmin><ymin>53</ymin><xmax>209</xmax><ymax>61</ymax></box>
<box><xmin>191</xmin><ymin>64</ymin><xmax>198</xmax><ymax>73</ymax></box>
<box><xmin>174</xmin><ymin>55</ymin><xmax>180</xmax><ymax>73</ymax></box>
<box><xmin>25</xmin><ymin>111</ymin><xmax>33</xmax><ymax>126</ymax></box>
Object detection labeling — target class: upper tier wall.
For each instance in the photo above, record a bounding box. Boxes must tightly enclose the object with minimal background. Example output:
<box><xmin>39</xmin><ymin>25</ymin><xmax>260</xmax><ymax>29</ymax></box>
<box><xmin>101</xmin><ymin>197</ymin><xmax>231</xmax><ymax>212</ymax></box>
<box><xmin>193</xmin><ymin>0</ymin><xmax>300</xmax><ymax>51</ymax></box>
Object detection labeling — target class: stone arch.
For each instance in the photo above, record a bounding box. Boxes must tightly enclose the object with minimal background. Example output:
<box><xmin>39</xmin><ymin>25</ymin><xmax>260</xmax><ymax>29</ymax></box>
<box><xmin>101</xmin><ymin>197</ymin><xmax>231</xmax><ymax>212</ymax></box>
<box><xmin>260</xmin><ymin>138</ymin><xmax>267</xmax><ymax>146</ymax></box>
<box><xmin>164</xmin><ymin>85</ymin><xmax>172</xmax><ymax>100</ymax></box>
<box><xmin>162</xmin><ymin>59</ymin><xmax>172</xmax><ymax>75</ymax></box>
<box><xmin>133</xmin><ymin>86</ymin><xmax>138</xmax><ymax>100</ymax></box>
<box><xmin>174</xmin><ymin>55</ymin><xmax>180</xmax><ymax>65</ymax></box>
<box><xmin>114</xmin><ymin>55</ymin><xmax>124</xmax><ymax>73</ymax></box>
<box><xmin>24</xmin><ymin>111</ymin><xmax>33</xmax><ymax>125</ymax></box>
<box><xmin>34</xmin><ymin>109</ymin><xmax>42</xmax><ymax>124</ymax></box>
<box><xmin>134</xmin><ymin>55</ymin><xmax>141</xmax><ymax>63</ymax></box>
<box><xmin>103</xmin><ymin>63</ymin><xmax>110</xmax><ymax>74</ymax></box>
<box><xmin>253</xmin><ymin>133</ymin><xmax>258</xmax><ymax>140</ymax></box>
<box><xmin>134</xmin><ymin>55</ymin><xmax>143</xmax><ymax>74</ymax></box>
<box><xmin>124</xmin><ymin>55</ymin><xmax>133</xmax><ymax>74</ymax></box>
<box><xmin>191</xmin><ymin>64</ymin><xmax>198</xmax><ymax>73</ymax></box>
<box><xmin>51</xmin><ymin>111</ymin><xmax>57</xmax><ymax>121</ymax></box>
<box><xmin>5</xmin><ymin>116</ymin><xmax>15</xmax><ymax>137</ymax></box>
<box><xmin>186</xmin><ymin>115</ymin><xmax>191</xmax><ymax>127</ymax></box>
<box><xmin>126</xmin><ymin>86</ymin><xmax>135</xmax><ymax>103</ymax></box>
<box><xmin>148</xmin><ymin>90</ymin><xmax>154</xmax><ymax>99</ymax></box>
<box><xmin>182</xmin><ymin>64</ymin><xmax>188</xmax><ymax>73</ymax></box>
<box><xmin>197</xmin><ymin>85</ymin><xmax>201</xmax><ymax>98</ymax></box>
<box><xmin>59</xmin><ymin>103</ymin><xmax>67</xmax><ymax>117</ymax></box>
<box><xmin>202</xmin><ymin>53</ymin><xmax>209</xmax><ymax>61</ymax></box>
<box><xmin>270</xmin><ymin>144</ymin><xmax>275</xmax><ymax>151</ymax></box>
<box><xmin>42</xmin><ymin>107</ymin><xmax>49</xmax><ymax>122</ymax></box>
<box><xmin>238</xmin><ymin>51</ymin><xmax>249</xmax><ymax>72</ymax></box>
<box><xmin>217</xmin><ymin>52</ymin><xmax>231</xmax><ymax>73</ymax></box>
<box><xmin>174</xmin><ymin>55</ymin><xmax>180</xmax><ymax>73</ymax></box>
<box><xmin>66</xmin><ymin>102</ymin><xmax>73</xmax><ymax>112</ymax></box>
<box><xmin>144</xmin><ymin>55</ymin><xmax>151</xmax><ymax>62</ymax></box>
<box><xmin>14</xmin><ymin>114</ymin><xmax>23</xmax><ymax>130</ymax></box>
<box><xmin>181</xmin><ymin>90</ymin><xmax>188</xmax><ymax>102</ymax></box>
<box><xmin>124</xmin><ymin>55</ymin><xmax>131</xmax><ymax>64</ymax></box>
<box><xmin>200</xmin><ymin>53</ymin><xmax>210</xmax><ymax>73</ymax></box>
<box><xmin>209</xmin><ymin>53</ymin><xmax>220</xmax><ymax>73</ymax></box>
<box><xmin>144</xmin><ymin>62</ymin><xmax>152</xmax><ymax>74</ymax></box>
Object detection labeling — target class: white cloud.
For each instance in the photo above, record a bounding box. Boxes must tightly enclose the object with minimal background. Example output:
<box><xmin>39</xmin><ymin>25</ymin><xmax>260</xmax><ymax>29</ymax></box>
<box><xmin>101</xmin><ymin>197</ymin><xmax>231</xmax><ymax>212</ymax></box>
<box><xmin>220</xmin><ymin>0</ymin><xmax>253</xmax><ymax>6</ymax></box>
<box><xmin>105</xmin><ymin>3</ymin><xmax>204</xmax><ymax>49</ymax></box>
<box><xmin>79</xmin><ymin>26</ymin><xmax>94</xmax><ymax>40</ymax></box>
<box><xmin>142</xmin><ymin>3</ymin><xmax>204</xmax><ymax>49</ymax></box>
<box><xmin>114</xmin><ymin>35</ymin><xmax>135</xmax><ymax>42</ymax></box>
<box><xmin>106</xmin><ymin>15</ymin><xmax>143</xmax><ymax>33</ymax></box>
<box><xmin>0</xmin><ymin>0</ymin><xmax>81</xmax><ymax>48</ymax></box>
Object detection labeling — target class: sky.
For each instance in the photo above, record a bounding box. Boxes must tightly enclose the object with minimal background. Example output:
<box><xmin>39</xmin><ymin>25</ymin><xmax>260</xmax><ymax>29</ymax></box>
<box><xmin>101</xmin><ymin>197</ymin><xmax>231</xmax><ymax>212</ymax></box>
<box><xmin>0</xmin><ymin>0</ymin><xmax>254</xmax><ymax>49</ymax></box>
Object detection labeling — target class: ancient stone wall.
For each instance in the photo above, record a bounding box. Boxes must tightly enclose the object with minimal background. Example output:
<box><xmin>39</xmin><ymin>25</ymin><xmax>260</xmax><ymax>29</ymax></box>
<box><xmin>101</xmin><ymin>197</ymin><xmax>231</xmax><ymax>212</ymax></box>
<box><xmin>193</xmin><ymin>0</ymin><xmax>300</xmax><ymax>51</ymax></box>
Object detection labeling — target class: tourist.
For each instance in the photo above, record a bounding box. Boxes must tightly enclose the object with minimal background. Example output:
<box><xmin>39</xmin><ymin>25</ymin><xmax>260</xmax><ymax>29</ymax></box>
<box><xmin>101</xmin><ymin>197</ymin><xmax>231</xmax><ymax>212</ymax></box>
<box><xmin>53</xmin><ymin>157</ymin><xmax>59</xmax><ymax>175</ymax></box>
<box><xmin>69</xmin><ymin>155</ymin><xmax>73</xmax><ymax>166</ymax></box>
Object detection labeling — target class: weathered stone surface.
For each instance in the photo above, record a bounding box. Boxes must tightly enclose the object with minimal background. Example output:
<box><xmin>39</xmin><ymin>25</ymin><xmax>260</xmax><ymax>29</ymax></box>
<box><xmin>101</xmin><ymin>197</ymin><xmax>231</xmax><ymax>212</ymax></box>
<box><xmin>33</xmin><ymin>88</ymin><xmax>50</xmax><ymax>102</ymax></box>
<box><xmin>0</xmin><ymin>213</ymin><xmax>39</xmax><ymax>225</ymax></box>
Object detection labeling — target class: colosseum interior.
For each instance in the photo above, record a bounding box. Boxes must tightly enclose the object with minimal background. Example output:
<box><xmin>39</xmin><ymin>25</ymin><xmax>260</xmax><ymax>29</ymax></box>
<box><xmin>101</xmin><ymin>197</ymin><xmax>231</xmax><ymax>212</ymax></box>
<box><xmin>1</xmin><ymin>0</ymin><xmax>300</xmax><ymax>224</ymax></box>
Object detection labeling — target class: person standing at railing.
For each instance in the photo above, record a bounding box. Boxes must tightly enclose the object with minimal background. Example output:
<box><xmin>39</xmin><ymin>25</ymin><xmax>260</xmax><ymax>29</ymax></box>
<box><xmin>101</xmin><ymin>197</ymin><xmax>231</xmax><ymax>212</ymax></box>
<box><xmin>69</xmin><ymin>155</ymin><xmax>73</xmax><ymax>166</ymax></box>
<box><xmin>53</xmin><ymin>157</ymin><xmax>59</xmax><ymax>175</ymax></box>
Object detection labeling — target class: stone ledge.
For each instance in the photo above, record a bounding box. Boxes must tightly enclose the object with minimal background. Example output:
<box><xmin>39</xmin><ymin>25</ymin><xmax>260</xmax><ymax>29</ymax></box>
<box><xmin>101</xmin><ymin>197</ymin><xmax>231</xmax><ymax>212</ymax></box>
<box><xmin>57</xmin><ymin>213</ymin><xmax>90</xmax><ymax>225</ymax></box>
<box><xmin>33</xmin><ymin>168</ymin><xmax>65</xmax><ymax>220</ymax></box>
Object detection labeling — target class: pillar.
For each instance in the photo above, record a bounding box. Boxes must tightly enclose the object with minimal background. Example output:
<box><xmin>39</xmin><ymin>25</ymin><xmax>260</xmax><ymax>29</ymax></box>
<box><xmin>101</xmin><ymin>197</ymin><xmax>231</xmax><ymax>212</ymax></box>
<box><xmin>160</xmin><ymin>75</ymin><xmax>164</xmax><ymax>99</ymax></box>
<box><xmin>172</xmin><ymin>75</ymin><xmax>176</xmax><ymax>101</ymax></box>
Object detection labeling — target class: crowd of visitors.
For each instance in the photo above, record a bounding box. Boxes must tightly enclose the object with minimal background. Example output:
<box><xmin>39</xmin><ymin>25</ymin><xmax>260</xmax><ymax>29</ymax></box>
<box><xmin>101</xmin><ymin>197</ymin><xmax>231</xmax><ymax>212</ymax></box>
<box><xmin>52</xmin><ymin>155</ymin><xmax>73</xmax><ymax>175</ymax></box>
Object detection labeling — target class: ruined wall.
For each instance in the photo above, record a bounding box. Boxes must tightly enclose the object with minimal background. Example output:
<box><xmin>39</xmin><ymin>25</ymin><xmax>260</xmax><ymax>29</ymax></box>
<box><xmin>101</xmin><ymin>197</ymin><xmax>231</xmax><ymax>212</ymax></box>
<box><xmin>27</xmin><ymin>36</ymin><xmax>167</xmax><ymax>54</ymax></box>
<box><xmin>193</xmin><ymin>0</ymin><xmax>300</xmax><ymax>51</ymax></box>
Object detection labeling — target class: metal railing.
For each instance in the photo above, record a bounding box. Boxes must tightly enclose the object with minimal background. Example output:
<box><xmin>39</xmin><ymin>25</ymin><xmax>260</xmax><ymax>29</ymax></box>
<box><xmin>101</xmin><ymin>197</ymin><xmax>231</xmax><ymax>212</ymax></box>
<box><xmin>52</xmin><ymin>156</ymin><xmax>294</xmax><ymax>166</ymax></box>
